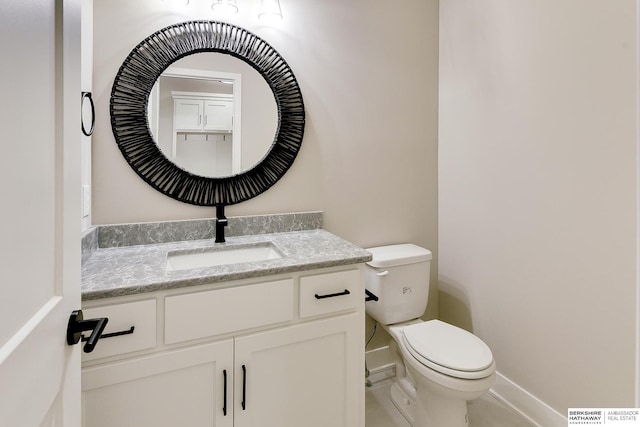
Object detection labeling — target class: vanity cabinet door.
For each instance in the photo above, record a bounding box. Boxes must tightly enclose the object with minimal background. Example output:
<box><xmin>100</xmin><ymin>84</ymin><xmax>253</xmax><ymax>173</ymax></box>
<box><xmin>233</xmin><ymin>313</ymin><xmax>363</xmax><ymax>427</ymax></box>
<box><xmin>82</xmin><ymin>340</ymin><xmax>233</xmax><ymax>427</ymax></box>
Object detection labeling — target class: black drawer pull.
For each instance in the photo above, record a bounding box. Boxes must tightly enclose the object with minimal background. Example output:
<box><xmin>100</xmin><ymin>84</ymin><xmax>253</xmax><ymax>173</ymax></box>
<box><xmin>223</xmin><ymin>369</ymin><xmax>228</xmax><ymax>416</ymax></box>
<box><xmin>81</xmin><ymin>326</ymin><xmax>135</xmax><ymax>342</ymax></box>
<box><xmin>315</xmin><ymin>289</ymin><xmax>351</xmax><ymax>299</ymax></box>
<box><xmin>241</xmin><ymin>365</ymin><xmax>247</xmax><ymax>410</ymax></box>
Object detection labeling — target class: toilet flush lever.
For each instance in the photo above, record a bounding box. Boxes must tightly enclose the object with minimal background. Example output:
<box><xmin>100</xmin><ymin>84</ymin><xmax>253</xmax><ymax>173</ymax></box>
<box><xmin>365</xmin><ymin>289</ymin><xmax>379</xmax><ymax>302</ymax></box>
<box><xmin>376</xmin><ymin>270</ymin><xmax>389</xmax><ymax>277</ymax></box>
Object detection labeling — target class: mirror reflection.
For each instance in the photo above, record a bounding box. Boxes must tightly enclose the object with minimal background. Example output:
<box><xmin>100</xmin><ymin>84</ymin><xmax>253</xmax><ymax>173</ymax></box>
<box><xmin>147</xmin><ymin>53</ymin><xmax>278</xmax><ymax>178</ymax></box>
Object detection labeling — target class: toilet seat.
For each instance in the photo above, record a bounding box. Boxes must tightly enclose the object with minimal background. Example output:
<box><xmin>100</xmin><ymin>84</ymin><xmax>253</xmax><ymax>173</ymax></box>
<box><xmin>402</xmin><ymin>320</ymin><xmax>495</xmax><ymax>380</ymax></box>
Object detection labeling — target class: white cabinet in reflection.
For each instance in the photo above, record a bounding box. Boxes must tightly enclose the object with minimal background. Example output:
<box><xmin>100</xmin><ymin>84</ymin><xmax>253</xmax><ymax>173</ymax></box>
<box><xmin>172</xmin><ymin>91</ymin><xmax>234</xmax><ymax>177</ymax></box>
<box><xmin>174</xmin><ymin>93</ymin><xmax>233</xmax><ymax>133</ymax></box>
<box><xmin>173</xmin><ymin>98</ymin><xmax>204</xmax><ymax>131</ymax></box>
<box><xmin>203</xmin><ymin>98</ymin><xmax>234</xmax><ymax>131</ymax></box>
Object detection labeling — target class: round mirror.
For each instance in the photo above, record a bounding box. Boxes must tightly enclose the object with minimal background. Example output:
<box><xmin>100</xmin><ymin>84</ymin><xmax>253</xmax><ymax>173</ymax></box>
<box><xmin>149</xmin><ymin>53</ymin><xmax>278</xmax><ymax>178</ymax></box>
<box><xmin>111</xmin><ymin>21</ymin><xmax>304</xmax><ymax>207</ymax></box>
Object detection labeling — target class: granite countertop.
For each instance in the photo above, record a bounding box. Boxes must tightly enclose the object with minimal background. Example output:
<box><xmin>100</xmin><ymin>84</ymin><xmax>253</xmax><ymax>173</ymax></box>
<box><xmin>82</xmin><ymin>229</ymin><xmax>372</xmax><ymax>301</ymax></box>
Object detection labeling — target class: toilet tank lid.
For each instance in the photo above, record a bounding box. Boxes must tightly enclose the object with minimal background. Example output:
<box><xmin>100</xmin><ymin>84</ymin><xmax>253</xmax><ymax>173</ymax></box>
<box><xmin>365</xmin><ymin>244</ymin><xmax>432</xmax><ymax>268</ymax></box>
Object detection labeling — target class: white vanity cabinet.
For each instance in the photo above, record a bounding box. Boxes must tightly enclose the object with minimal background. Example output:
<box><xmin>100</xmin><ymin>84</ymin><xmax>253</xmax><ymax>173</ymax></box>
<box><xmin>81</xmin><ymin>267</ymin><xmax>365</xmax><ymax>427</ymax></box>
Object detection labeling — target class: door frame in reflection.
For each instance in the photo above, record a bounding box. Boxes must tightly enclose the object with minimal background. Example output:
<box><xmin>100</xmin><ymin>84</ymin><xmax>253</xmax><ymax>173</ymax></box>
<box><xmin>149</xmin><ymin>66</ymin><xmax>242</xmax><ymax>176</ymax></box>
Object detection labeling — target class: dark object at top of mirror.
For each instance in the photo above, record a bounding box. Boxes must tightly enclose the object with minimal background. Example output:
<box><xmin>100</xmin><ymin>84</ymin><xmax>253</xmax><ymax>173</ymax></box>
<box><xmin>110</xmin><ymin>21</ymin><xmax>305</xmax><ymax>206</ymax></box>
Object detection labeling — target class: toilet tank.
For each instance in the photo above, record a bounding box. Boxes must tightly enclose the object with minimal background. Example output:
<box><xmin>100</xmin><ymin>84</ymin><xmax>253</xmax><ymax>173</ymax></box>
<box><xmin>365</xmin><ymin>244</ymin><xmax>432</xmax><ymax>325</ymax></box>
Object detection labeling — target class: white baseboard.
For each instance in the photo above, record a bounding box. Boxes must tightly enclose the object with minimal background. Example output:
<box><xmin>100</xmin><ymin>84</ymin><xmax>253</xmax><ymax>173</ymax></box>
<box><xmin>490</xmin><ymin>371</ymin><xmax>567</xmax><ymax>427</ymax></box>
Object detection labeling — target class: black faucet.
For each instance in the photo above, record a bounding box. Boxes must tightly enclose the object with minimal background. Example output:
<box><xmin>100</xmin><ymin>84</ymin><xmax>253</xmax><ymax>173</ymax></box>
<box><xmin>215</xmin><ymin>205</ymin><xmax>228</xmax><ymax>243</ymax></box>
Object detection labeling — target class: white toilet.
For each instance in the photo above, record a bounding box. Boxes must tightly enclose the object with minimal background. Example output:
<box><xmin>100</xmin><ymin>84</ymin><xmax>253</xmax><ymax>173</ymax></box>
<box><xmin>365</xmin><ymin>244</ymin><xmax>496</xmax><ymax>427</ymax></box>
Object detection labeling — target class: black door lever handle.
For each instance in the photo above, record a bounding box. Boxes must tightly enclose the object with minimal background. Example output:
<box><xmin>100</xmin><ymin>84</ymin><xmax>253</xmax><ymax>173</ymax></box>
<box><xmin>66</xmin><ymin>310</ymin><xmax>109</xmax><ymax>353</ymax></box>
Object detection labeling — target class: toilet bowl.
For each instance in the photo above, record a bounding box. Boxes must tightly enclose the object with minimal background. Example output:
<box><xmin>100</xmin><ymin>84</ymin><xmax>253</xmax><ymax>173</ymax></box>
<box><xmin>365</xmin><ymin>244</ymin><xmax>496</xmax><ymax>427</ymax></box>
<box><xmin>385</xmin><ymin>320</ymin><xmax>496</xmax><ymax>427</ymax></box>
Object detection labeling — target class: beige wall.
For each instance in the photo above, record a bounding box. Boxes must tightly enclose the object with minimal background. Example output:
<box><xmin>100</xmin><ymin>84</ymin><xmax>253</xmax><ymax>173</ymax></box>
<box><xmin>439</xmin><ymin>0</ymin><xmax>638</xmax><ymax>413</ymax></box>
<box><xmin>91</xmin><ymin>0</ymin><xmax>440</xmax><ymax>320</ymax></box>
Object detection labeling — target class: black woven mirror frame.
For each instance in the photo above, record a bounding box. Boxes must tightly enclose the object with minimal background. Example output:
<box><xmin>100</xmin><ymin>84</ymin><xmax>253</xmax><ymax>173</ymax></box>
<box><xmin>110</xmin><ymin>21</ymin><xmax>305</xmax><ymax>206</ymax></box>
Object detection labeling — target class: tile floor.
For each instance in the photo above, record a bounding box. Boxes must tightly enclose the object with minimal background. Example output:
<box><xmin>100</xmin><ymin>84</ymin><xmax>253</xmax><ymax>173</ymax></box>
<box><xmin>365</xmin><ymin>371</ymin><xmax>534</xmax><ymax>427</ymax></box>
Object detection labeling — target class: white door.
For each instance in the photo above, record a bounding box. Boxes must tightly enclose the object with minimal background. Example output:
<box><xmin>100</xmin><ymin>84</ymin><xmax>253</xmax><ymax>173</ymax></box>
<box><xmin>0</xmin><ymin>0</ymin><xmax>82</xmax><ymax>426</ymax></box>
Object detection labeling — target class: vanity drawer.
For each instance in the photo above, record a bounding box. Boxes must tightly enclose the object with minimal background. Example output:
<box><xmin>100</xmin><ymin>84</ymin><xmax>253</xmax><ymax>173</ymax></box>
<box><xmin>299</xmin><ymin>269</ymin><xmax>362</xmax><ymax>318</ymax></box>
<box><xmin>82</xmin><ymin>299</ymin><xmax>157</xmax><ymax>362</ymax></box>
<box><xmin>164</xmin><ymin>278</ymin><xmax>294</xmax><ymax>344</ymax></box>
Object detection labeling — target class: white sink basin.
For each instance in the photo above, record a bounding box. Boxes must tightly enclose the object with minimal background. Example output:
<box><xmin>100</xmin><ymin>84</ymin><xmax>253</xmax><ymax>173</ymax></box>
<box><xmin>166</xmin><ymin>242</ymin><xmax>283</xmax><ymax>272</ymax></box>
